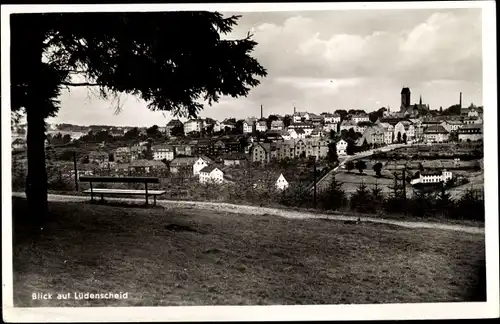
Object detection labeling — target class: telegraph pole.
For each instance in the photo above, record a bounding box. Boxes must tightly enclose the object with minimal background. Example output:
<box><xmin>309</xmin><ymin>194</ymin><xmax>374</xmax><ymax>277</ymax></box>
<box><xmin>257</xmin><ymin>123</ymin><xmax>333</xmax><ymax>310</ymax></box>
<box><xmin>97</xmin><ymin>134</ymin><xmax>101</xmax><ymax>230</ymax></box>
<box><xmin>313</xmin><ymin>156</ymin><xmax>317</xmax><ymax>209</ymax></box>
<box><xmin>73</xmin><ymin>151</ymin><xmax>79</xmax><ymax>191</ymax></box>
<box><xmin>402</xmin><ymin>167</ymin><xmax>407</xmax><ymax>215</ymax></box>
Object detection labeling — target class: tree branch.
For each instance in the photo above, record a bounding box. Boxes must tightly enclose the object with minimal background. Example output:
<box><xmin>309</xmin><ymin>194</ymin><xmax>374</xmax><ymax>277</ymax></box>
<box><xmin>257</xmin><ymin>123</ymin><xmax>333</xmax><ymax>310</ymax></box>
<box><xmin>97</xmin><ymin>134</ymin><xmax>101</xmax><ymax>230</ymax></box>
<box><xmin>61</xmin><ymin>82</ymin><xmax>100</xmax><ymax>87</ymax></box>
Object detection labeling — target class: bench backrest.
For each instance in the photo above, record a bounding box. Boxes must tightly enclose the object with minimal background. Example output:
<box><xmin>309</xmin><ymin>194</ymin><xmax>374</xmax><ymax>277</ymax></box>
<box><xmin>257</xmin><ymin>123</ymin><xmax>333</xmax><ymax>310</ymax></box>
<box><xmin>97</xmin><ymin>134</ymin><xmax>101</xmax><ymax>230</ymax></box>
<box><xmin>79</xmin><ymin>176</ymin><xmax>160</xmax><ymax>184</ymax></box>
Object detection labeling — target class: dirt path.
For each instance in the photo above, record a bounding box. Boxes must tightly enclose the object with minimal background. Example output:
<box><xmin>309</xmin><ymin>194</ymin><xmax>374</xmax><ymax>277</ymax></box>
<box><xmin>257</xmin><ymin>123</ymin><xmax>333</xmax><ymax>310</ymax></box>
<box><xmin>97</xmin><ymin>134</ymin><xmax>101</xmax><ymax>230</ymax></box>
<box><xmin>12</xmin><ymin>192</ymin><xmax>484</xmax><ymax>235</ymax></box>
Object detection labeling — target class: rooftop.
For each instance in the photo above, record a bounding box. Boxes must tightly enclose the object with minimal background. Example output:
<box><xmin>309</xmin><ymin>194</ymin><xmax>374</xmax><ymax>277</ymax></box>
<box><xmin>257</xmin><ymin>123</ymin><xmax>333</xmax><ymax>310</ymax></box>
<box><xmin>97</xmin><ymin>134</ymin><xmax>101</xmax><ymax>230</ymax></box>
<box><xmin>424</xmin><ymin>125</ymin><xmax>449</xmax><ymax>134</ymax></box>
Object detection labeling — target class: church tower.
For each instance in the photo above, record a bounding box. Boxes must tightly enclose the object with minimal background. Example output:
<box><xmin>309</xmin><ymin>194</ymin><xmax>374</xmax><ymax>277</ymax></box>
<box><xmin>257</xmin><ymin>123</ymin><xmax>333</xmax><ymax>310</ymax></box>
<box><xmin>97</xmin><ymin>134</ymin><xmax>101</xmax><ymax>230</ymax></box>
<box><xmin>400</xmin><ymin>87</ymin><xmax>411</xmax><ymax>112</ymax></box>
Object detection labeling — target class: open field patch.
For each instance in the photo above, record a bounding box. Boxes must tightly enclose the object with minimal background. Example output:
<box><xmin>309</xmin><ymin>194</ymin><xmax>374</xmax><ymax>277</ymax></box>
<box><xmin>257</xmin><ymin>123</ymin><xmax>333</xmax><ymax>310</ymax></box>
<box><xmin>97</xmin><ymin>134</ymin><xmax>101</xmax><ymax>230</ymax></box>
<box><xmin>12</xmin><ymin>197</ymin><xmax>486</xmax><ymax>306</ymax></box>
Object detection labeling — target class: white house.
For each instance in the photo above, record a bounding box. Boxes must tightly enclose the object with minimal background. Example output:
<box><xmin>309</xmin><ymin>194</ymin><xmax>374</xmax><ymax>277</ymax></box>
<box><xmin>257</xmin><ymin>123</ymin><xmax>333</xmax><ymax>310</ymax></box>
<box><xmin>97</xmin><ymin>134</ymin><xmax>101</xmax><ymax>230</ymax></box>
<box><xmin>411</xmin><ymin>170</ymin><xmax>453</xmax><ymax>185</ymax></box>
<box><xmin>199</xmin><ymin>166</ymin><xmax>224</xmax><ymax>184</ymax></box>
<box><xmin>270</xmin><ymin>120</ymin><xmax>284</xmax><ymax>131</ymax></box>
<box><xmin>243</xmin><ymin>118</ymin><xmax>256</xmax><ymax>133</ymax></box>
<box><xmin>352</xmin><ymin>114</ymin><xmax>370</xmax><ymax>124</ymax></box>
<box><xmin>323</xmin><ymin>113</ymin><xmax>341</xmax><ymax>124</ymax></box>
<box><xmin>289</xmin><ymin>128</ymin><xmax>306</xmax><ymax>139</ymax></box>
<box><xmin>378</xmin><ymin>122</ymin><xmax>394</xmax><ymax>144</ymax></box>
<box><xmin>275</xmin><ymin>173</ymin><xmax>289</xmax><ymax>191</ymax></box>
<box><xmin>152</xmin><ymin>145</ymin><xmax>175</xmax><ymax>161</ymax></box>
<box><xmin>193</xmin><ymin>157</ymin><xmax>212</xmax><ymax>175</ymax></box>
<box><xmin>394</xmin><ymin>121</ymin><xmax>415</xmax><ymax>141</ymax></box>
<box><xmin>441</xmin><ymin>120</ymin><xmax>463</xmax><ymax>133</ymax></box>
<box><xmin>336</xmin><ymin>139</ymin><xmax>348</xmax><ymax>155</ymax></box>
<box><xmin>256</xmin><ymin>120</ymin><xmax>268</xmax><ymax>132</ymax></box>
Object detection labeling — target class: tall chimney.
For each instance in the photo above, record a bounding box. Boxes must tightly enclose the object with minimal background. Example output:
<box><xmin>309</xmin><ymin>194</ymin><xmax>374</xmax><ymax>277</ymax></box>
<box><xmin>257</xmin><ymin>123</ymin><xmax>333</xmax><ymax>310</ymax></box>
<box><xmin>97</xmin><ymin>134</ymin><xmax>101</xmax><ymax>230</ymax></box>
<box><xmin>294</xmin><ymin>106</ymin><xmax>296</xmax><ymax>114</ymax></box>
<box><xmin>459</xmin><ymin>92</ymin><xmax>462</xmax><ymax>108</ymax></box>
<box><xmin>260</xmin><ymin>104</ymin><xmax>263</xmax><ymax>119</ymax></box>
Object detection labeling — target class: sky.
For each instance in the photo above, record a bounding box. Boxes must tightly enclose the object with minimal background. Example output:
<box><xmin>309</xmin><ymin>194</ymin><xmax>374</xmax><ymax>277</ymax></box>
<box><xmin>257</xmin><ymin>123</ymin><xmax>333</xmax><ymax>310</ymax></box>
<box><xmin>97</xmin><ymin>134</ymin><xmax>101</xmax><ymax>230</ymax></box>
<box><xmin>47</xmin><ymin>8</ymin><xmax>483</xmax><ymax>127</ymax></box>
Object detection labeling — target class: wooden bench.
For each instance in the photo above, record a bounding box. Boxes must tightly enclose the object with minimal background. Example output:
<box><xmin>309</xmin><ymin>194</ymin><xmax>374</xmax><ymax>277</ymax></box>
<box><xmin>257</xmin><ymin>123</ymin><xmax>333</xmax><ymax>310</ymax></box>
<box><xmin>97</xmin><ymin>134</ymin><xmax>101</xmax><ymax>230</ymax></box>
<box><xmin>79</xmin><ymin>176</ymin><xmax>166</xmax><ymax>206</ymax></box>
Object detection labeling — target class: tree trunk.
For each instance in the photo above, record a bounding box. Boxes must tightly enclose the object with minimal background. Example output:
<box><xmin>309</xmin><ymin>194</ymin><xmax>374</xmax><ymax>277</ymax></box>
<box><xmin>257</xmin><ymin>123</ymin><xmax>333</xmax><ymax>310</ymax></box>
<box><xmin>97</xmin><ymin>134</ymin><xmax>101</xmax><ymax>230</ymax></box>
<box><xmin>25</xmin><ymin>31</ymin><xmax>48</xmax><ymax>225</ymax></box>
<box><xmin>26</xmin><ymin>99</ymin><xmax>48</xmax><ymax>225</ymax></box>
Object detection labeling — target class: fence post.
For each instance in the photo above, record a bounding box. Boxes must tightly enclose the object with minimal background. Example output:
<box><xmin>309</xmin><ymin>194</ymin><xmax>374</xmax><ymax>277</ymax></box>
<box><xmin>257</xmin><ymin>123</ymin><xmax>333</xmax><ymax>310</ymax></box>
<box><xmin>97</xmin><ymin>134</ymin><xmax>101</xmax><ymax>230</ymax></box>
<box><xmin>73</xmin><ymin>151</ymin><xmax>79</xmax><ymax>191</ymax></box>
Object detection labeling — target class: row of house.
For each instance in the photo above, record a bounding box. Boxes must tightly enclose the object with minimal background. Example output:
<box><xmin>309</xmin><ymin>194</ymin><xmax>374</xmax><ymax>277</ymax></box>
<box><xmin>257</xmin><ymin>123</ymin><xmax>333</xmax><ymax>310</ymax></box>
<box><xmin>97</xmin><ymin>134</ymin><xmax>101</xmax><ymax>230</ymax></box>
<box><xmin>249</xmin><ymin>138</ymin><xmax>331</xmax><ymax>163</ymax></box>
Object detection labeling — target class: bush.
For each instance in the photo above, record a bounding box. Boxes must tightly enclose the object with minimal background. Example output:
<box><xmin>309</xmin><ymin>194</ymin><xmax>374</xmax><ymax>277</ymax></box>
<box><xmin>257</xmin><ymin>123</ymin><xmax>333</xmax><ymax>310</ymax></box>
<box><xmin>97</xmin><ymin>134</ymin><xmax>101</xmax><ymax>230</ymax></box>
<box><xmin>452</xmin><ymin>188</ymin><xmax>484</xmax><ymax>221</ymax></box>
<box><xmin>318</xmin><ymin>177</ymin><xmax>347</xmax><ymax>211</ymax></box>
<box><xmin>349</xmin><ymin>182</ymin><xmax>372</xmax><ymax>213</ymax></box>
<box><xmin>280</xmin><ymin>183</ymin><xmax>313</xmax><ymax>208</ymax></box>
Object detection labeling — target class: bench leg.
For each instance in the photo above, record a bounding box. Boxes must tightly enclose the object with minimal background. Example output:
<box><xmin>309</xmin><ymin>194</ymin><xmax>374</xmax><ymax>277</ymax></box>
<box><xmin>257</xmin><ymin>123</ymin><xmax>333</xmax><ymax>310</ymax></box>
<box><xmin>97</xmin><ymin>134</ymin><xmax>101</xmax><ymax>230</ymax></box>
<box><xmin>101</xmin><ymin>194</ymin><xmax>104</xmax><ymax>201</ymax></box>
<box><xmin>154</xmin><ymin>195</ymin><xmax>157</xmax><ymax>206</ymax></box>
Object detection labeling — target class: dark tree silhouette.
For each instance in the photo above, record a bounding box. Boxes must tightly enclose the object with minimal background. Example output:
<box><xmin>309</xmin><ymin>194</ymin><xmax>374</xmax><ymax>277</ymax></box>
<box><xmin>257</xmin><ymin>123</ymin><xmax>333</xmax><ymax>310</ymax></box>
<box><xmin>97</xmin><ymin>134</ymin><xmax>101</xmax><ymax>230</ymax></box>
<box><xmin>327</xmin><ymin>142</ymin><xmax>338</xmax><ymax>164</ymax></box>
<box><xmin>345</xmin><ymin>160</ymin><xmax>355</xmax><ymax>173</ymax></box>
<box><xmin>402</xmin><ymin>133</ymin><xmax>407</xmax><ymax>144</ymax></box>
<box><xmin>397</xmin><ymin>132</ymin><xmax>402</xmax><ymax>143</ymax></box>
<box><xmin>373</xmin><ymin>162</ymin><xmax>383</xmax><ymax>177</ymax></box>
<box><xmin>11</xmin><ymin>12</ymin><xmax>267</xmax><ymax>220</ymax></box>
<box><xmin>283</xmin><ymin>115</ymin><xmax>292</xmax><ymax>128</ymax></box>
<box><xmin>355</xmin><ymin>160</ymin><xmax>367</xmax><ymax>174</ymax></box>
<box><xmin>334</xmin><ymin>109</ymin><xmax>348</xmax><ymax>121</ymax></box>
<box><xmin>146</xmin><ymin>125</ymin><xmax>162</xmax><ymax>138</ymax></box>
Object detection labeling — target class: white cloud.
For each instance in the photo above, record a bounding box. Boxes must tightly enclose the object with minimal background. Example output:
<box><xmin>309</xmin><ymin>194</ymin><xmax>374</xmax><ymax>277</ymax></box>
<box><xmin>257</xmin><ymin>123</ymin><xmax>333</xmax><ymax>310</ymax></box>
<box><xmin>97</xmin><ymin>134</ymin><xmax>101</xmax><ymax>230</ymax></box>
<box><xmin>51</xmin><ymin>9</ymin><xmax>483</xmax><ymax>126</ymax></box>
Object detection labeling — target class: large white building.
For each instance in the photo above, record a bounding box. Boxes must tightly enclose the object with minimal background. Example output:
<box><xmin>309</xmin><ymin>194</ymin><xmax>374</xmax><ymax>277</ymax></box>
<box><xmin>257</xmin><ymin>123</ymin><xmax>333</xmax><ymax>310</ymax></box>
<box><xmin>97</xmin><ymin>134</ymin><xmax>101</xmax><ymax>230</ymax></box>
<box><xmin>183</xmin><ymin>119</ymin><xmax>204</xmax><ymax>134</ymax></box>
<box><xmin>441</xmin><ymin>120</ymin><xmax>463</xmax><ymax>133</ymax></box>
<box><xmin>458</xmin><ymin>124</ymin><xmax>483</xmax><ymax>142</ymax></box>
<box><xmin>152</xmin><ymin>145</ymin><xmax>175</xmax><ymax>161</ymax></box>
<box><xmin>423</xmin><ymin>125</ymin><xmax>450</xmax><ymax>143</ymax></box>
<box><xmin>394</xmin><ymin>121</ymin><xmax>415</xmax><ymax>141</ymax></box>
<box><xmin>411</xmin><ymin>170</ymin><xmax>453</xmax><ymax>185</ymax></box>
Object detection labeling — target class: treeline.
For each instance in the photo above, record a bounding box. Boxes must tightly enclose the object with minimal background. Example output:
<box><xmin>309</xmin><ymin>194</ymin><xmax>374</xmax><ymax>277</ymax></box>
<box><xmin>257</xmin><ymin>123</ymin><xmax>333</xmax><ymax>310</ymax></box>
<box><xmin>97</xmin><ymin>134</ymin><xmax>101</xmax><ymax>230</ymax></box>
<box><xmin>279</xmin><ymin>177</ymin><xmax>484</xmax><ymax>222</ymax></box>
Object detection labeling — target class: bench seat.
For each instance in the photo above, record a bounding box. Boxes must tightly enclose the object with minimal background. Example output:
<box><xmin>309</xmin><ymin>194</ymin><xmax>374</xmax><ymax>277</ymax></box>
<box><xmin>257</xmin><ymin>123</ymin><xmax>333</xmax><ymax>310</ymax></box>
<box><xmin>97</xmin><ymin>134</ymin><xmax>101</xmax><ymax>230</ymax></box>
<box><xmin>83</xmin><ymin>188</ymin><xmax>166</xmax><ymax>205</ymax></box>
<box><xmin>83</xmin><ymin>189</ymin><xmax>166</xmax><ymax>195</ymax></box>
<box><xmin>79</xmin><ymin>176</ymin><xmax>164</xmax><ymax>206</ymax></box>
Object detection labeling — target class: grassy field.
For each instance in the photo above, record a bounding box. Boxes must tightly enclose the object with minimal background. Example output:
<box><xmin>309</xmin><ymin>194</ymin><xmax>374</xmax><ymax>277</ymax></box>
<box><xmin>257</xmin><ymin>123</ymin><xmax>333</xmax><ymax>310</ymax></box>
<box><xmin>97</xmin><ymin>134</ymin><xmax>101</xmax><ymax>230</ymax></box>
<box><xmin>333</xmin><ymin>169</ymin><xmax>402</xmax><ymax>194</ymax></box>
<box><xmin>12</xmin><ymin>197</ymin><xmax>485</xmax><ymax>306</ymax></box>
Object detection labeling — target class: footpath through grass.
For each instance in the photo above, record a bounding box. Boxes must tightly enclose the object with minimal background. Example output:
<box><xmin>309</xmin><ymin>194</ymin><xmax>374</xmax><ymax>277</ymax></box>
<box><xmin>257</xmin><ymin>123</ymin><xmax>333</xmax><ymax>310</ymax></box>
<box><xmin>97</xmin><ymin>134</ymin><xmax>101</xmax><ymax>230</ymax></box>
<box><xmin>12</xmin><ymin>197</ymin><xmax>486</xmax><ymax>306</ymax></box>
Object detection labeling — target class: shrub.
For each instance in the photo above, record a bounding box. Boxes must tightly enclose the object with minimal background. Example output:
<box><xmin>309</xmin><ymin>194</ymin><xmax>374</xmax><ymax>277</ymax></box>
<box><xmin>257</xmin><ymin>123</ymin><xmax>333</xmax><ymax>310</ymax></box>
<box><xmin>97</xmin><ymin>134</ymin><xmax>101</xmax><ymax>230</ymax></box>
<box><xmin>355</xmin><ymin>160</ymin><xmax>367</xmax><ymax>174</ymax></box>
<box><xmin>318</xmin><ymin>177</ymin><xmax>347</xmax><ymax>211</ymax></box>
<box><xmin>452</xmin><ymin>188</ymin><xmax>484</xmax><ymax>221</ymax></box>
<box><xmin>280</xmin><ymin>183</ymin><xmax>312</xmax><ymax>208</ymax></box>
<box><xmin>349</xmin><ymin>182</ymin><xmax>372</xmax><ymax>213</ymax></box>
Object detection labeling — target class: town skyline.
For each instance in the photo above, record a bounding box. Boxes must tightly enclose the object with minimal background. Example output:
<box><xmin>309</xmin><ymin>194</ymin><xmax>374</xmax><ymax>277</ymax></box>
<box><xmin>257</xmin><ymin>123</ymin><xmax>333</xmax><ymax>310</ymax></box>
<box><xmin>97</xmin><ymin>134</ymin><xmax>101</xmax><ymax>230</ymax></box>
<box><xmin>45</xmin><ymin>8</ymin><xmax>482</xmax><ymax>127</ymax></box>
